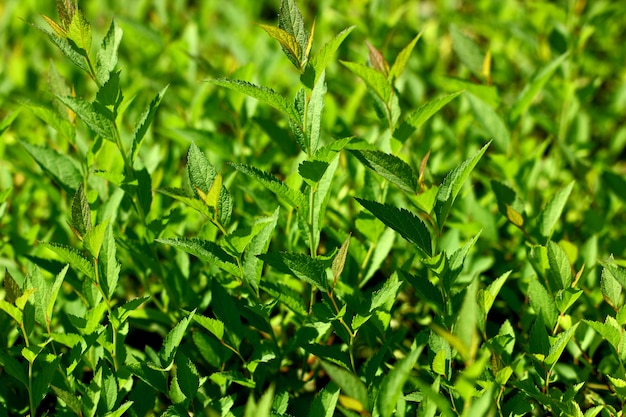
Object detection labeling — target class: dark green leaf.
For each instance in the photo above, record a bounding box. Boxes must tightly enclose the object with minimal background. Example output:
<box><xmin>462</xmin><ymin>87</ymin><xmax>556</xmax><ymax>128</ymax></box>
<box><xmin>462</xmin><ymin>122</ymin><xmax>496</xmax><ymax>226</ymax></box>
<box><xmin>4</xmin><ymin>269</ymin><xmax>22</xmax><ymax>304</ymax></box>
<box><xmin>320</xmin><ymin>361</ymin><xmax>369</xmax><ymax>411</ymax></box>
<box><xmin>39</xmin><ymin>242</ymin><xmax>95</xmax><ymax>280</ymax></box>
<box><xmin>56</xmin><ymin>95</ymin><xmax>117</xmax><ymax>142</ymax></box>
<box><xmin>528</xmin><ymin>275</ymin><xmax>558</xmax><ymax>330</ymax></box>
<box><xmin>230</xmin><ymin>162</ymin><xmax>305</xmax><ymax>209</ymax></box>
<box><xmin>350</xmin><ymin>150</ymin><xmax>417</xmax><ymax>193</ymax></box>
<box><xmin>259</xmin><ymin>252</ymin><xmax>329</xmax><ymax>292</ymax></box>
<box><xmin>158</xmin><ymin>309</ymin><xmax>196</xmax><ymax>370</ymax></box>
<box><xmin>131</xmin><ymin>86</ymin><xmax>168</xmax><ymax>164</ymax></box>
<box><xmin>156</xmin><ymin>238</ymin><xmax>239</xmax><ymax>276</ymax></box>
<box><xmin>51</xmin><ymin>386</ymin><xmax>83</xmax><ymax>415</ymax></box>
<box><xmin>400</xmin><ymin>270</ymin><xmax>444</xmax><ymax>312</ymax></box>
<box><xmin>176</xmin><ymin>352</ymin><xmax>200</xmax><ymax>401</ymax></box>
<box><xmin>377</xmin><ymin>342</ymin><xmax>422</xmax><ymax>417</ymax></box>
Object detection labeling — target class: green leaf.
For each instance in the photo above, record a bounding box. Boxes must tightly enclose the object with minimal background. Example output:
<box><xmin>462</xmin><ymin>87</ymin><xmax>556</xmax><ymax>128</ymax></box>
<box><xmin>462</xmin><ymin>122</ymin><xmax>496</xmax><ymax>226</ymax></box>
<box><xmin>96</xmin><ymin>19</ymin><xmax>123</xmax><ymax>84</ymax></box>
<box><xmin>26</xmin><ymin>103</ymin><xmax>75</xmax><ymax>143</ymax></box>
<box><xmin>454</xmin><ymin>280</ymin><xmax>479</xmax><ymax>361</ymax></box>
<box><xmin>176</xmin><ymin>352</ymin><xmax>200</xmax><ymax>401</ymax></box>
<box><xmin>156</xmin><ymin>238</ymin><xmax>239</xmax><ymax>276</ymax></box>
<box><xmin>71</xmin><ymin>183</ymin><xmax>91</xmax><ymax>238</ymax></box>
<box><xmin>332</xmin><ymin>235</ymin><xmax>350</xmax><ymax>285</ymax></box>
<box><xmin>131</xmin><ymin>85</ymin><xmax>168</xmax><ymax>164</ymax></box>
<box><xmin>538</xmin><ymin>181</ymin><xmax>574</xmax><ymax>238</ymax></box>
<box><xmin>56</xmin><ymin>95</ymin><xmax>117</xmax><ymax>142</ymax></box>
<box><xmin>370</xmin><ymin>272</ymin><xmax>402</xmax><ymax>312</ymax></box>
<box><xmin>395</xmin><ymin>91</ymin><xmax>463</xmax><ymax>143</ymax></box>
<box><xmin>434</xmin><ymin>141</ymin><xmax>490</xmax><ymax>229</ymax></box>
<box><xmin>193</xmin><ymin>314</ymin><xmax>225</xmax><ymax>340</ymax></box>
<box><xmin>83</xmin><ymin>219</ymin><xmax>109</xmax><ymax>260</ymax></box>
<box><xmin>4</xmin><ymin>269</ymin><xmax>22</xmax><ymax>304</ymax></box>
<box><xmin>0</xmin><ymin>300</ymin><xmax>22</xmax><ymax>323</ymax></box>
<box><xmin>350</xmin><ymin>150</ymin><xmax>417</xmax><ymax>193</ymax></box>
<box><xmin>278</xmin><ymin>0</ymin><xmax>308</xmax><ymax>61</ymax></box>
<box><xmin>0</xmin><ymin>110</ymin><xmax>19</xmax><ymax>137</ymax></box>
<box><xmin>259</xmin><ymin>24</ymin><xmax>302</xmax><ymax>69</ymax></box>
<box><xmin>479</xmin><ymin>270</ymin><xmax>511</xmax><ymax>319</ymax></box>
<box><xmin>450</xmin><ymin>24</ymin><xmax>485</xmax><ymax>78</ymax></box>
<box><xmin>157</xmin><ymin>309</ymin><xmax>196</xmax><ymax>370</ymax></box>
<box><xmin>547</xmin><ymin>241</ymin><xmax>573</xmax><ymax>290</ymax></box>
<box><xmin>466</xmin><ymin>92</ymin><xmax>511</xmax><ymax>152</ymax></box>
<box><xmin>320</xmin><ymin>361</ymin><xmax>369</xmax><ymax>411</ymax></box>
<box><xmin>28</xmin><ymin>265</ymin><xmax>65</xmax><ymax>329</ymax></box>
<box><xmin>306</xmin><ymin>70</ymin><xmax>326</xmax><ymax>154</ymax></box>
<box><xmin>99</xmin><ymin>221</ymin><xmax>120</xmax><ymax>299</ymax></box>
<box><xmin>259</xmin><ymin>252</ymin><xmax>329</xmax><ymax>292</ymax></box>
<box><xmin>305</xmin><ymin>26</ymin><xmax>355</xmax><ymax>87</ymax></box>
<box><xmin>51</xmin><ymin>386</ymin><xmax>83</xmax><ymax>415</ymax></box>
<box><xmin>355</xmin><ymin>198</ymin><xmax>432</xmax><ymax>256</ymax></box>
<box><xmin>510</xmin><ymin>53</ymin><xmax>568</xmax><ymax>123</ymax></box>
<box><xmin>340</xmin><ymin>60</ymin><xmax>392</xmax><ymax>103</ymax></box>
<box><xmin>299</xmin><ymin>160</ymin><xmax>329</xmax><ymax>184</ymax></box>
<box><xmin>0</xmin><ymin>350</ymin><xmax>28</xmax><ymax>388</ymax></box>
<box><xmin>389</xmin><ymin>33</ymin><xmax>422</xmax><ymax>82</ymax></box>
<box><xmin>309</xmin><ymin>383</ymin><xmax>340</xmax><ymax>417</ymax></box>
<box><xmin>601</xmin><ymin>263</ymin><xmax>623</xmax><ymax>310</ymax></box>
<box><xmin>242</xmin><ymin>207</ymin><xmax>280</xmax><ymax>293</ymax></box>
<box><xmin>101</xmin><ymin>364</ymin><xmax>118</xmax><ymax>412</ymax></box>
<box><xmin>230</xmin><ymin>163</ymin><xmax>306</xmax><ymax>209</ymax></box>
<box><xmin>601</xmin><ymin>262</ymin><xmax>626</xmax><ymax>291</ymax></box>
<box><xmin>528</xmin><ymin>275</ymin><xmax>558</xmax><ymax>331</ymax></box>
<box><xmin>310</xmin><ymin>154</ymin><xmax>340</xmax><ymax>253</ymax></box>
<box><xmin>400</xmin><ymin>270</ymin><xmax>444</xmax><ymax>312</ymax></box>
<box><xmin>19</xmin><ymin>140</ymin><xmax>82</xmax><ymax>192</ymax></box>
<box><xmin>545</xmin><ymin>323</ymin><xmax>578</xmax><ymax>369</ymax></box>
<box><xmin>104</xmin><ymin>401</ymin><xmax>134</xmax><ymax>417</ymax></box>
<box><xmin>529</xmin><ymin>316</ymin><xmax>550</xmax><ymax>356</ymax></box>
<box><xmin>67</xmin><ymin>9</ymin><xmax>92</xmax><ymax>54</ymax></box>
<box><xmin>39</xmin><ymin>242</ymin><xmax>95</xmax><ymax>280</ymax></box>
<box><xmin>261</xmin><ymin>281</ymin><xmax>307</xmax><ymax>316</ymax></box>
<box><xmin>377</xmin><ymin>342</ymin><xmax>421</xmax><ymax>417</ymax></box>
<box><xmin>33</xmin><ymin>354</ymin><xmax>61</xmax><ymax>410</ymax></box>
<box><xmin>555</xmin><ymin>288</ymin><xmax>582</xmax><ymax>314</ymax></box>
<box><xmin>33</xmin><ymin>24</ymin><xmax>90</xmax><ymax>73</ymax></box>
<box><xmin>210</xmin><ymin>79</ymin><xmax>300</xmax><ymax>124</ymax></box>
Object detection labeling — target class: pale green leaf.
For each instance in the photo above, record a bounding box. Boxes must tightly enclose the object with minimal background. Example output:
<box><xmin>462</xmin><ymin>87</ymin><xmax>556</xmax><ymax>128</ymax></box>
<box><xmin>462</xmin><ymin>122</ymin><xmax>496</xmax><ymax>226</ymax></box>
<box><xmin>83</xmin><ymin>219</ymin><xmax>109</xmax><ymax>260</ymax></box>
<box><xmin>538</xmin><ymin>181</ymin><xmax>574</xmax><ymax>238</ymax></box>
<box><xmin>104</xmin><ymin>401</ymin><xmax>134</xmax><ymax>417</ymax></box>
<box><xmin>156</xmin><ymin>238</ymin><xmax>239</xmax><ymax>276</ymax></box>
<box><xmin>340</xmin><ymin>60</ymin><xmax>392</xmax><ymax>103</ymax></box>
<box><xmin>355</xmin><ymin>198</ymin><xmax>432</xmax><ymax>256</ymax></box>
<box><xmin>56</xmin><ymin>95</ymin><xmax>117</xmax><ymax>142</ymax></box>
<box><xmin>96</xmin><ymin>19</ymin><xmax>123</xmax><ymax>84</ymax></box>
<box><xmin>310</xmin><ymin>154</ymin><xmax>339</xmax><ymax>252</ymax></box>
<box><xmin>545</xmin><ymin>323</ymin><xmax>578</xmax><ymax>369</ymax></box>
<box><xmin>601</xmin><ymin>264</ymin><xmax>622</xmax><ymax>310</ymax></box>
<box><xmin>99</xmin><ymin>221</ymin><xmax>120</xmax><ymax>299</ymax></box>
<box><xmin>434</xmin><ymin>141</ymin><xmax>490</xmax><ymax>229</ymax></box>
<box><xmin>0</xmin><ymin>300</ymin><xmax>22</xmax><ymax>323</ymax></box>
<box><xmin>395</xmin><ymin>91</ymin><xmax>463</xmax><ymax>143</ymax></box>
<box><xmin>258</xmin><ymin>252</ymin><xmax>329</xmax><ymax>292</ymax></box>
<box><xmin>67</xmin><ymin>9</ymin><xmax>92</xmax><ymax>54</ymax></box>
<box><xmin>210</xmin><ymin>79</ymin><xmax>300</xmax><ymax>124</ymax></box>
<box><xmin>39</xmin><ymin>242</ymin><xmax>95</xmax><ymax>280</ymax></box>
<box><xmin>25</xmin><ymin>103</ymin><xmax>75</xmax><ymax>143</ymax></box>
<box><xmin>389</xmin><ymin>33</ymin><xmax>422</xmax><ymax>82</ymax></box>
<box><xmin>131</xmin><ymin>85</ymin><xmax>168</xmax><ymax>164</ymax></box>
<box><xmin>510</xmin><ymin>53</ymin><xmax>568</xmax><ymax>123</ymax></box>
<box><xmin>193</xmin><ymin>314</ymin><xmax>225</xmax><ymax>340</ymax></box>
<box><xmin>450</xmin><ymin>24</ymin><xmax>485</xmax><ymax>78</ymax></box>
<box><xmin>230</xmin><ymin>163</ymin><xmax>305</xmax><ymax>209</ymax></box>
<box><xmin>466</xmin><ymin>92</ymin><xmax>511</xmax><ymax>152</ymax></box>
<box><xmin>33</xmin><ymin>24</ymin><xmax>90</xmax><ymax>73</ymax></box>
<box><xmin>187</xmin><ymin>141</ymin><xmax>217</xmax><ymax>194</ymax></box>
<box><xmin>332</xmin><ymin>235</ymin><xmax>350</xmax><ymax>284</ymax></box>
<box><xmin>19</xmin><ymin>140</ymin><xmax>81</xmax><ymax>192</ymax></box>
<box><xmin>242</xmin><ymin>207</ymin><xmax>280</xmax><ymax>293</ymax></box>
<box><xmin>370</xmin><ymin>273</ymin><xmax>402</xmax><ymax>312</ymax></box>
<box><xmin>306</xmin><ymin>26</ymin><xmax>355</xmax><ymax>86</ymax></box>
<box><xmin>528</xmin><ymin>275</ymin><xmax>558</xmax><ymax>330</ymax></box>
<box><xmin>350</xmin><ymin>150</ymin><xmax>417</xmax><ymax>193</ymax></box>
<box><xmin>306</xmin><ymin>70</ymin><xmax>326</xmax><ymax>154</ymax></box>
<box><xmin>454</xmin><ymin>280</ymin><xmax>479</xmax><ymax>361</ymax></box>
<box><xmin>309</xmin><ymin>383</ymin><xmax>340</xmax><ymax>417</ymax></box>
<box><xmin>547</xmin><ymin>241</ymin><xmax>573</xmax><ymax>290</ymax></box>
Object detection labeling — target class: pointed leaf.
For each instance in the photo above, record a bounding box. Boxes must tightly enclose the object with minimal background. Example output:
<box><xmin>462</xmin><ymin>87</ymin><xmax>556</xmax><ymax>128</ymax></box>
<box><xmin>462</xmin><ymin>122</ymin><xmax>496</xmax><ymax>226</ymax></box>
<box><xmin>83</xmin><ymin>219</ymin><xmax>109</xmax><ymax>260</ymax></box>
<box><xmin>193</xmin><ymin>315</ymin><xmax>225</xmax><ymax>340</ymax></box>
<box><xmin>176</xmin><ymin>352</ymin><xmax>200</xmax><ymax>401</ymax></box>
<box><xmin>545</xmin><ymin>323</ymin><xmax>578</xmax><ymax>369</ymax></box>
<box><xmin>306</xmin><ymin>26</ymin><xmax>355</xmax><ymax>86</ymax></box>
<box><xmin>99</xmin><ymin>221</ymin><xmax>120</xmax><ymax>299</ymax></box>
<box><xmin>187</xmin><ymin>142</ymin><xmax>217</xmax><ymax>196</ymax></box>
<box><xmin>4</xmin><ymin>269</ymin><xmax>22</xmax><ymax>304</ymax></box>
<box><xmin>340</xmin><ymin>60</ymin><xmax>392</xmax><ymax>103</ymax></box>
<box><xmin>538</xmin><ymin>181</ymin><xmax>574</xmax><ymax>238</ymax></box>
<box><xmin>71</xmin><ymin>183</ymin><xmax>91</xmax><ymax>238</ymax></box>
<box><xmin>395</xmin><ymin>91</ymin><xmax>462</xmax><ymax>143</ymax></box>
<box><xmin>309</xmin><ymin>383</ymin><xmax>340</xmax><ymax>417</ymax></box>
<box><xmin>278</xmin><ymin>0</ymin><xmax>308</xmax><ymax>58</ymax></box>
<box><xmin>434</xmin><ymin>141</ymin><xmax>490</xmax><ymax>229</ymax></box>
<box><xmin>259</xmin><ymin>24</ymin><xmax>302</xmax><ymax>69</ymax></box>
<box><xmin>156</xmin><ymin>238</ymin><xmax>239</xmax><ymax>276</ymax></box>
<box><xmin>510</xmin><ymin>53</ymin><xmax>568</xmax><ymax>123</ymax></box>
<box><xmin>33</xmin><ymin>24</ymin><xmax>89</xmax><ymax>73</ymax></box>
<box><xmin>243</xmin><ymin>207</ymin><xmax>280</xmax><ymax>293</ymax></box>
<box><xmin>528</xmin><ymin>275</ymin><xmax>558</xmax><ymax>330</ymax></box>
<box><xmin>56</xmin><ymin>95</ymin><xmax>117</xmax><ymax>142</ymax></box>
<box><xmin>230</xmin><ymin>162</ymin><xmax>305</xmax><ymax>209</ymax></box>
<box><xmin>400</xmin><ymin>270</ymin><xmax>444</xmax><ymax>312</ymax></box>
<box><xmin>350</xmin><ymin>150</ymin><xmax>417</xmax><ymax>193</ymax></box>
<box><xmin>306</xmin><ymin>70</ymin><xmax>326</xmax><ymax>153</ymax></box>
<box><xmin>377</xmin><ymin>342</ymin><xmax>421</xmax><ymax>417</ymax></box>
<box><xmin>601</xmin><ymin>264</ymin><xmax>622</xmax><ymax>310</ymax></box>
<box><xmin>39</xmin><ymin>242</ymin><xmax>95</xmax><ymax>280</ymax></box>
<box><xmin>547</xmin><ymin>241</ymin><xmax>573</xmax><ymax>290</ymax></box>
<box><xmin>51</xmin><ymin>386</ymin><xmax>82</xmax><ymax>415</ymax></box>
<box><xmin>211</xmin><ymin>79</ymin><xmax>300</xmax><ymax>124</ymax></box>
<box><xmin>466</xmin><ymin>92</ymin><xmax>511</xmax><ymax>152</ymax></box>
<box><xmin>332</xmin><ymin>235</ymin><xmax>350</xmax><ymax>284</ymax></box>
<box><xmin>389</xmin><ymin>33</ymin><xmax>422</xmax><ymax>82</ymax></box>
<box><xmin>20</xmin><ymin>140</ymin><xmax>81</xmax><ymax>192</ymax></box>
<box><xmin>310</xmin><ymin>154</ymin><xmax>340</xmax><ymax>252</ymax></box>
<box><xmin>67</xmin><ymin>9</ymin><xmax>92</xmax><ymax>54</ymax></box>
<box><xmin>96</xmin><ymin>19</ymin><xmax>123</xmax><ymax>84</ymax></box>
<box><xmin>320</xmin><ymin>361</ymin><xmax>369</xmax><ymax>411</ymax></box>
<box><xmin>366</xmin><ymin>41</ymin><xmax>389</xmax><ymax>76</ymax></box>
<box><xmin>131</xmin><ymin>85</ymin><xmax>168</xmax><ymax>164</ymax></box>
<box><xmin>258</xmin><ymin>252</ymin><xmax>329</xmax><ymax>292</ymax></box>
<box><xmin>158</xmin><ymin>310</ymin><xmax>196</xmax><ymax>370</ymax></box>
<box><xmin>450</xmin><ymin>24</ymin><xmax>485</xmax><ymax>78</ymax></box>
<box><xmin>355</xmin><ymin>198</ymin><xmax>432</xmax><ymax>256</ymax></box>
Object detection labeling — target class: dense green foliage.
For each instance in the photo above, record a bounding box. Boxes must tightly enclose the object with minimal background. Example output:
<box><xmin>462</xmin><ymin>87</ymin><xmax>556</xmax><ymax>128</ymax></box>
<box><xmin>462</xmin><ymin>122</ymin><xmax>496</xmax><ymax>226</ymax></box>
<box><xmin>1</xmin><ymin>0</ymin><xmax>626</xmax><ymax>415</ymax></box>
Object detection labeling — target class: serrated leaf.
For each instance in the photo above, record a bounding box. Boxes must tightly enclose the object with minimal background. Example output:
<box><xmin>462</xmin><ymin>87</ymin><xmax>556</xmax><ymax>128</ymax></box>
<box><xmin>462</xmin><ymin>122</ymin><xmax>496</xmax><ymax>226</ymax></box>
<box><xmin>33</xmin><ymin>354</ymin><xmax>61</xmax><ymax>410</ymax></box>
<box><xmin>529</xmin><ymin>275</ymin><xmax>558</xmax><ymax>331</ymax></box>
<box><xmin>299</xmin><ymin>160</ymin><xmax>329</xmax><ymax>184</ymax></box>
<box><xmin>510</xmin><ymin>53</ymin><xmax>568</xmax><ymax>123</ymax></box>
<box><xmin>278</xmin><ymin>0</ymin><xmax>308</xmax><ymax>61</ymax></box>
<box><xmin>39</xmin><ymin>242</ymin><xmax>95</xmax><ymax>280</ymax></box>
<box><xmin>104</xmin><ymin>401</ymin><xmax>134</xmax><ymax>417</ymax></box>
<box><xmin>395</xmin><ymin>91</ymin><xmax>463</xmax><ymax>143</ymax></box>
<box><xmin>538</xmin><ymin>181</ymin><xmax>574</xmax><ymax>238</ymax></box>
<box><xmin>261</xmin><ymin>281</ymin><xmax>307</xmax><ymax>316</ymax></box>
<box><xmin>83</xmin><ymin>219</ymin><xmax>109</xmax><ymax>260</ymax></box>
<box><xmin>434</xmin><ymin>141</ymin><xmax>490</xmax><ymax>229</ymax></box>
<box><xmin>305</xmin><ymin>26</ymin><xmax>355</xmax><ymax>87</ymax></box>
<box><xmin>450</xmin><ymin>24</ymin><xmax>485</xmax><ymax>78</ymax></box>
<box><xmin>547</xmin><ymin>241</ymin><xmax>573</xmax><ymax>290</ymax></box>
<box><xmin>176</xmin><ymin>352</ymin><xmax>200</xmax><ymax>401</ymax></box>
<box><xmin>306</xmin><ymin>70</ymin><xmax>326</xmax><ymax>154</ymax></box>
<box><xmin>389</xmin><ymin>33</ymin><xmax>422</xmax><ymax>82</ymax></box>
<box><xmin>51</xmin><ymin>386</ymin><xmax>83</xmax><ymax>415</ymax></box>
<box><xmin>259</xmin><ymin>252</ymin><xmax>329</xmax><ymax>292</ymax></box>
<box><xmin>101</xmin><ymin>364</ymin><xmax>118</xmax><ymax>412</ymax></box>
<box><xmin>156</xmin><ymin>238</ymin><xmax>239</xmax><ymax>276</ymax></box>
<box><xmin>158</xmin><ymin>310</ymin><xmax>195</xmax><ymax>370</ymax></box>
<box><xmin>320</xmin><ymin>361</ymin><xmax>368</xmax><ymax>411</ymax></box>
<box><xmin>71</xmin><ymin>183</ymin><xmax>91</xmax><ymax>238</ymax></box>
<box><xmin>350</xmin><ymin>150</ymin><xmax>417</xmax><ymax>193</ymax></box>
<box><xmin>211</xmin><ymin>79</ymin><xmax>300</xmax><ymax>124</ymax></box>
<box><xmin>555</xmin><ymin>288</ymin><xmax>582</xmax><ymax>313</ymax></box>
<box><xmin>99</xmin><ymin>221</ymin><xmax>120</xmax><ymax>299</ymax></box>
<box><xmin>96</xmin><ymin>19</ymin><xmax>123</xmax><ymax>84</ymax></box>
<box><xmin>20</xmin><ymin>140</ymin><xmax>81</xmax><ymax>192</ymax></box>
<box><xmin>400</xmin><ymin>270</ymin><xmax>444</xmax><ymax>312</ymax></box>
<box><xmin>332</xmin><ymin>235</ymin><xmax>350</xmax><ymax>286</ymax></box>
<box><xmin>56</xmin><ymin>95</ymin><xmax>117</xmax><ymax>142</ymax></box>
<box><xmin>310</xmin><ymin>153</ymin><xmax>340</xmax><ymax>253</ymax></box>
<box><xmin>187</xmin><ymin>141</ymin><xmax>216</xmax><ymax>194</ymax></box>
<box><xmin>355</xmin><ymin>198</ymin><xmax>432</xmax><ymax>256</ymax></box>
<box><xmin>194</xmin><ymin>314</ymin><xmax>224</xmax><ymax>340</ymax></box>
<box><xmin>0</xmin><ymin>300</ymin><xmax>22</xmax><ymax>323</ymax></box>
<box><xmin>67</xmin><ymin>9</ymin><xmax>92</xmax><ymax>54</ymax></box>
<box><xmin>377</xmin><ymin>342</ymin><xmax>421</xmax><ymax>417</ymax></box>
<box><xmin>28</xmin><ymin>266</ymin><xmax>57</xmax><ymax>328</ymax></box>
<box><xmin>242</xmin><ymin>207</ymin><xmax>279</xmax><ymax>293</ymax></box>
<box><xmin>33</xmin><ymin>24</ymin><xmax>90</xmax><ymax>73</ymax></box>
<box><xmin>230</xmin><ymin>162</ymin><xmax>305</xmax><ymax>209</ymax></box>
<box><xmin>340</xmin><ymin>60</ymin><xmax>392</xmax><ymax>103</ymax></box>
<box><xmin>309</xmin><ymin>383</ymin><xmax>340</xmax><ymax>417</ymax></box>
<box><xmin>260</xmin><ymin>24</ymin><xmax>302</xmax><ymax>69</ymax></box>
<box><xmin>56</xmin><ymin>0</ymin><xmax>76</xmax><ymax>28</ymax></box>
<box><xmin>4</xmin><ymin>269</ymin><xmax>22</xmax><ymax>304</ymax></box>
<box><xmin>370</xmin><ymin>273</ymin><xmax>402</xmax><ymax>312</ymax></box>
<box><xmin>26</xmin><ymin>103</ymin><xmax>75</xmax><ymax>143</ymax></box>
<box><xmin>545</xmin><ymin>323</ymin><xmax>578</xmax><ymax>369</ymax></box>
<box><xmin>601</xmin><ymin>262</ymin><xmax>626</xmax><ymax>290</ymax></box>
<box><xmin>466</xmin><ymin>92</ymin><xmax>511</xmax><ymax>152</ymax></box>
<box><xmin>130</xmin><ymin>85</ymin><xmax>168</xmax><ymax>164</ymax></box>
<box><xmin>601</xmin><ymin>264</ymin><xmax>622</xmax><ymax>310</ymax></box>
